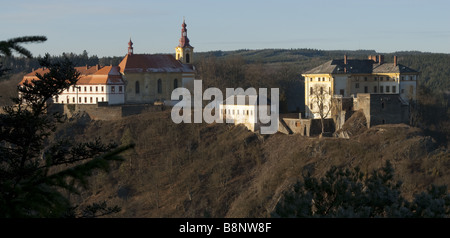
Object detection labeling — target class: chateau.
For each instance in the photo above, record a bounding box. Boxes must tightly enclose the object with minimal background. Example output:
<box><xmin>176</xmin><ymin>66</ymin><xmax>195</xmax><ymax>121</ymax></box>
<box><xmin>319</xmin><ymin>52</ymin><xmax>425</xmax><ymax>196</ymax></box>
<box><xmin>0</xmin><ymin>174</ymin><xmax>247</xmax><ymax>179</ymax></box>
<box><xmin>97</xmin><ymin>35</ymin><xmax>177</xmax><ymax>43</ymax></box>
<box><xmin>20</xmin><ymin>20</ymin><xmax>195</xmax><ymax>106</ymax></box>
<box><xmin>302</xmin><ymin>55</ymin><xmax>419</xmax><ymax>119</ymax></box>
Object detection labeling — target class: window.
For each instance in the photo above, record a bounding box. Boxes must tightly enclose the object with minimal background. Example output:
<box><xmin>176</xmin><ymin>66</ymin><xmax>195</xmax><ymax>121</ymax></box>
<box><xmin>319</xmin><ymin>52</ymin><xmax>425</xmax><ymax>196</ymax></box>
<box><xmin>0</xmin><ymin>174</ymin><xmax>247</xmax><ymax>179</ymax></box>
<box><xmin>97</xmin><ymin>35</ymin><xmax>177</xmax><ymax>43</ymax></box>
<box><xmin>310</xmin><ymin>87</ymin><xmax>313</xmax><ymax>95</ymax></box>
<box><xmin>310</xmin><ymin>103</ymin><xmax>314</xmax><ymax>110</ymax></box>
<box><xmin>119</xmin><ymin>86</ymin><xmax>123</xmax><ymax>93</ymax></box>
<box><xmin>186</xmin><ymin>53</ymin><xmax>190</xmax><ymax>63</ymax></box>
<box><xmin>320</xmin><ymin>87</ymin><xmax>323</xmax><ymax>95</ymax></box>
<box><xmin>386</xmin><ymin>86</ymin><xmax>390</xmax><ymax>93</ymax></box>
<box><xmin>157</xmin><ymin>79</ymin><xmax>162</xmax><ymax>94</ymax></box>
<box><xmin>72</xmin><ymin>87</ymin><xmax>75</xmax><ymax>92</ymax></box>
<box><xmin>380</xmin><ymin>86</ymin><xmax>384</xmax><ymax>93</ymax></box>
<box><xmin>84</xmin><ymin>86</ymin><xmax>87</xmax><ymax>92</ymax></box>
<box><xmin>355</xmin><ymin>83</ymin><xmax>359</xmax><ymax>89</ymax></box>
<box><xmin>174</xmin><ymin>79</ymin><xmax>178</xmax><ymax>89</ymax></box>
<box><xmin>79</xmin><ymin>97</ymin><xmax>81</xmax><ymax>103</ymax></box>
<box><xmin>364</xmin><ymin>86</ymin><xmax>368</xmax><ymax>93</ymax></box>
<box><xmin>380</xmin><ymin>77</ymin><xmax>384</xmax><ymax>81</ymax></box>
<box><xmin>386</xmin><ymin>77</ymin><xmax>390</xmax><ymax>81</ymax></box>
<box><xmin>111</xmin><ymin>86</ymin><xmax>115</xmax><ymax>93</ymax></box>
<box><xmin>96</xmin><ymin>97</ymin><xmax>98</xmax><ymax>103</ymax></box>
<box><xmin>381</xmin><ymin>102</ymin><xmax>385</xmax><ymax>109</ymax></box>
<box><xmin>364</xmin><ymin>77</ymin><xmax>368</xmax><ymax>81</ymax></box>
<box><xmin>392</xmin><ymin>86</ymin><xmax>396</xmax><ymax>93</ymax></box>
<box><xmin>84</xmin><ymin>97</ymin><xmax>87</xmax><ymax>103</ymax></box>
<box><xmin>340</xmin><ymin>89</ymin><xmax>344</xmax><ymax>96</ymax></box>
<box><xmin>374</xmin><ymin>86</ymin><xmax>377</xmax><ymax>93</ymax></box>
<box><xmin>374</xmin><ymin>77</ymin><xmax>377</xmax><ymax>81</ymax></box>
<box><xmin>310</xmin><ymin>78</ymin><xmax>312</xmax><ymax>82</ymax></box>
<box><xmin>90</xmin><ymin>86</ymin><xmax>92</xmax><ymax>92</ymax></box>
<box><xmin>90</xmin><ymin>97</ymin><xmax>93</xmax><ymax>103</ymax></box>
<box><xmin>72</xmin><ymin>97</ymin><xmax>75</xmax><ymax>103</ymax></box>
<box><xmin>135</xmin><ymin>81</ymin><xmax>140</xmax><ymax>94</ymax></box>
<box><xmin>402</xmin><ymin>76</ymin><xmax>405</xmax><ymax>81</ymax></box>
<box><xmin>102</xmin><ymin>97</ymin><xmax>104</xmax><ymax>102</ymax></box>
<box><xmin>96</xmin><ymin>86</ymin><xmax>98</xmax><ymax>92</ymax></box>
<box><xmin>101</xmin><ymin>86</ymin><xmax>104</xmax><ymax>92</ymax></box>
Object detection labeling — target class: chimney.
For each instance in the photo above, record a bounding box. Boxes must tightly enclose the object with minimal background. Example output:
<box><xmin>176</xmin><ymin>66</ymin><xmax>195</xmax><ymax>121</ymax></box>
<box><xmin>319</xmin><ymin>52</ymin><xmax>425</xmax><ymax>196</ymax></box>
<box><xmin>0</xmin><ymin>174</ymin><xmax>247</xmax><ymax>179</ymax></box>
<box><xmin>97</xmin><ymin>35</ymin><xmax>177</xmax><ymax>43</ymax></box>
<box><xmin>96</xmin><ymin>64</ymin><xmax>100</xmax><ymax>71</ymax></box>
<box><xmin>394</xmin><ymin>55</ymin><xmax>398</xmax><ymax>66</ymax></box>
<box><xmin>378</xmin><ymin>55</ymin><xmax>384</xmax><ymax>65</ymax></box>
<box><xmin>344</xmin><ymin>54</ymin><xmax>348</xmax><ymax>65</ymax></box>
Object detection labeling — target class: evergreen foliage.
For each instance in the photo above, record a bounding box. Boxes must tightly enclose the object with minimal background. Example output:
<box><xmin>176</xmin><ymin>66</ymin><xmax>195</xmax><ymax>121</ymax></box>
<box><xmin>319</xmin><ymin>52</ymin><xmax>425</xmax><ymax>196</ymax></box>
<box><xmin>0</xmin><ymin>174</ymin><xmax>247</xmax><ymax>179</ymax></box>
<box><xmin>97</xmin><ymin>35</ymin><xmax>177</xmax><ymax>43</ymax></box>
<box><xmin>272</xmin><ymin>161</ymin><xmax>450</xmax><ymax>218</ymax></box>
<box><xmin>0</xmin><ymin>36</ymin><xmax>47</xmax><ymax>77</ymax></box>
<box><xmin>0</xmin><ymin>54</ymin><xmax>133</xmax><ymax>218</ymax></box>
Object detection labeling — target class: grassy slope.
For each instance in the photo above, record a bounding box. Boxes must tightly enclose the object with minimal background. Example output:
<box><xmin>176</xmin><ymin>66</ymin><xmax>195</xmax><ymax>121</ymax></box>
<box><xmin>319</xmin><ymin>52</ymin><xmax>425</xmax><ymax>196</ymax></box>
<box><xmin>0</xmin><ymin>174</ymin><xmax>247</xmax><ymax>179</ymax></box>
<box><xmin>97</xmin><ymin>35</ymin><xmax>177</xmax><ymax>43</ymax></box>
<box><xmin>59</xmin><ymin>110</ymin><xmax>449</xmax><ymax>218</ymax></box>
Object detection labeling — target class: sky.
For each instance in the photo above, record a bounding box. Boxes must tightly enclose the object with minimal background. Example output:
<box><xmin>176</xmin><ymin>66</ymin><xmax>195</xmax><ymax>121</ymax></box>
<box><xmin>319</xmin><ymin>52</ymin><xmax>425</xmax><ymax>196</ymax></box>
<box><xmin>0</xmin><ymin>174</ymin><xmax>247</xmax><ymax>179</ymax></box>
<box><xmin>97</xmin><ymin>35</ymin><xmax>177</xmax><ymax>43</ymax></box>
<box><xmin>1</xmin><ymin>0</ymin><xmax>450</xmax><ymax>57</ymax></box>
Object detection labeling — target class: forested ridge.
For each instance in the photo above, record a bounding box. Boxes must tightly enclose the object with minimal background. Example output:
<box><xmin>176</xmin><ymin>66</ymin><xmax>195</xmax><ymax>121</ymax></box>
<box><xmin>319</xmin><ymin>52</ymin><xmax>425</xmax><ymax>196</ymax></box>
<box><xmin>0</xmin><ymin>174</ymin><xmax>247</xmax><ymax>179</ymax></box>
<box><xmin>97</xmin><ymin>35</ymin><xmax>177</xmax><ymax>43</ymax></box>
<box><xmin>2</xmin><ymin>48</ymin><xmax>450</xmax><ymax>93</ymax></box>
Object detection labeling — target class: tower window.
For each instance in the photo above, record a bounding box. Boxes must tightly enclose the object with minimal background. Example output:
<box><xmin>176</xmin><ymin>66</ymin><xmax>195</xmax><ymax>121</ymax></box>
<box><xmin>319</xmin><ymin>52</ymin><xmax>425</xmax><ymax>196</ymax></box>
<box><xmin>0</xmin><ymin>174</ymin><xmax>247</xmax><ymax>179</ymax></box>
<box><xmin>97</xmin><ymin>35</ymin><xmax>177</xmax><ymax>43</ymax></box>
<box><xmin>186</xmin><ymin>53</ymin><xmax>190</xmax><ymax>63</ymax></box>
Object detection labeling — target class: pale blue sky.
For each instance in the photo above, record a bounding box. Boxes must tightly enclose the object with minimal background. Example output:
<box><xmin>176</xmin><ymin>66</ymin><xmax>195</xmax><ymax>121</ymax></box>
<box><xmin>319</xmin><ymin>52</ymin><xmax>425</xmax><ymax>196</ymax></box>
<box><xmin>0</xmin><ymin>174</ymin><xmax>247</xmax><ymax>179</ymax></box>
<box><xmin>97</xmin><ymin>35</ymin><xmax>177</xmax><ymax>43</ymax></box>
<box><xmin>1</xmin><ymin>0</ymin><xmax>450</xmax><ymax>57</ymax></box>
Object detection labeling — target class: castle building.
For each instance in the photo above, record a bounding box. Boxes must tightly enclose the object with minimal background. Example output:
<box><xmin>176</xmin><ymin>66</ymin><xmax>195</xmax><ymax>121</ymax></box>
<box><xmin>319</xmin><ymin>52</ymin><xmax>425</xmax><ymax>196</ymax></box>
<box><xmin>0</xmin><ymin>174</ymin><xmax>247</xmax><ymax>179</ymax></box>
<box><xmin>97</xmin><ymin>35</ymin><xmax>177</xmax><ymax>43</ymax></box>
<box><xmin>302</xmin><ymin>55</ymin><xmax>419</xmax><ymax>119</ymax></box>
<box><xmin>20</xmin><ymin>65</ymin><xmax>125</xmax><ymax>105</ymax></box>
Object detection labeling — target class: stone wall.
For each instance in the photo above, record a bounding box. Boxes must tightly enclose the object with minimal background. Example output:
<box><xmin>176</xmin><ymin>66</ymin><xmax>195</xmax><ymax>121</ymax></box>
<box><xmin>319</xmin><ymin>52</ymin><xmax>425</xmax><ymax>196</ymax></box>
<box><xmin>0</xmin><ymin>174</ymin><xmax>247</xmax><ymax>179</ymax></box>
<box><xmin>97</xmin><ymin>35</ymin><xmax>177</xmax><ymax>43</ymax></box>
<box><xmin>354</xmin><ymin>93</ymin><xmax>409</xmax><ymax>127</ymax></box>
<box><xmin>48</xmin><ymin>103</ymin><xmax>165</xmax><ymax>120</ymax></box>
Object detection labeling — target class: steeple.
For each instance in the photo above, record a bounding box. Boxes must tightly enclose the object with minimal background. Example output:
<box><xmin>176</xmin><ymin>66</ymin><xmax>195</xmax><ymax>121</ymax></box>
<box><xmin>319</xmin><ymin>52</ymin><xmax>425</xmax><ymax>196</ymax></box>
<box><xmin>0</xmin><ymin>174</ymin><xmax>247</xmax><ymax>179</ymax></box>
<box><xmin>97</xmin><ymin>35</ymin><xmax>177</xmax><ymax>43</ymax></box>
<box><xmin>175</xmin><ymin>18</ymin><xmax>194</xmax><ymax>64</ymax></box>
<box><xmin>128</xmin><ymin>38</ymin><xmax>133</xmax><ymax>55</ymax></box>
<box><xmin>178</xmin><ymin>19</ymin><xmax>191</xmax><ymax>48</ymax></box>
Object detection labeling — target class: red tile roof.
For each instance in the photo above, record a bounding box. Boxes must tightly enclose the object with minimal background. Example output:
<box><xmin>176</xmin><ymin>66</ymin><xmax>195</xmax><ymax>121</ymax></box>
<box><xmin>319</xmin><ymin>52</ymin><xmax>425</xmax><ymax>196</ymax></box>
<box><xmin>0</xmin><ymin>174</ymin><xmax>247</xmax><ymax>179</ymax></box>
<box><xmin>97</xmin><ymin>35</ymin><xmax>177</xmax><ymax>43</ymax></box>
<box><xmin>20</xmin><ymin>65</ymin><xmax>124</xmax><ymax>86</ymax></box>
<box><xmin>118</xmin><ymin>54</ymin><xmax>194</xmax><ymax>73</ymax></box>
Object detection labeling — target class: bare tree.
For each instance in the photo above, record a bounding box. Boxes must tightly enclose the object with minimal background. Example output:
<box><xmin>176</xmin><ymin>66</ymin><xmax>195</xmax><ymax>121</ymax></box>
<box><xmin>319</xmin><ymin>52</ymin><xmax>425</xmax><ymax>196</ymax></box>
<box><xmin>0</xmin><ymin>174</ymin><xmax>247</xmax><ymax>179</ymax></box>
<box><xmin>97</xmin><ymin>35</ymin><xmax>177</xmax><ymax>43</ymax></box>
<box><xmin>310</xmin><ymin>84</ymin><xmax>332</xmax><ymax>134</ymax></box>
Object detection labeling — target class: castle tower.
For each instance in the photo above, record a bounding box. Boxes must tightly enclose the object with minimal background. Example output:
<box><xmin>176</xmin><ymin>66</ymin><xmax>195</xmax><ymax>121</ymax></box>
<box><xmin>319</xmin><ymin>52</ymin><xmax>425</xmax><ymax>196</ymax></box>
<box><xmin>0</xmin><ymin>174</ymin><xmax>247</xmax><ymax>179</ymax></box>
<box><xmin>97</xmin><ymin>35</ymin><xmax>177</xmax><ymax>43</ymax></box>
<box><xmin>128</xmin><ymin>38</ymin><xmax>133</xmax><ymax>55</ymax></box>
<box><xmin>175</xmin><ymin>19</ymin><xmax>194</xmax><ymax>64</ymax></box>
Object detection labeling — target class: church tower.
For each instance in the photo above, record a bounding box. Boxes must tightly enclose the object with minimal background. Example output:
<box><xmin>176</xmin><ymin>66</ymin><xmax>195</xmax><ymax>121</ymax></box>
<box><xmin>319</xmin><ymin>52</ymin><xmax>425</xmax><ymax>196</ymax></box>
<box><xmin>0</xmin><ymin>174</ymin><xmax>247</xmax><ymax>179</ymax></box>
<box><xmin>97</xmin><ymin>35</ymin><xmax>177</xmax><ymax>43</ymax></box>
<box><xmin>175</xmin><ymin>19</ymin><xmax>194</xmax><ymax>64</ymax></box>
<box><xmin>128</xmin><ymin>38</ymin><xmax>133</xmax><ymax>55</ymax></box>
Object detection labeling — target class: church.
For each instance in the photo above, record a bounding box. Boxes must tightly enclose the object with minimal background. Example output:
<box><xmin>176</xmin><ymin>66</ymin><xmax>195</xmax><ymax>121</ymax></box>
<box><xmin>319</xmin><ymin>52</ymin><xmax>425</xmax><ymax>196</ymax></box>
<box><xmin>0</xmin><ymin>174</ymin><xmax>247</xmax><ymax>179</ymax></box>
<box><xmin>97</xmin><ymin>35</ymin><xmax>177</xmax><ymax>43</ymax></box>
<box><xmin>119</xmin><ymin>20</ymin><xmax>195</xmax><ymax>104</ymax></box>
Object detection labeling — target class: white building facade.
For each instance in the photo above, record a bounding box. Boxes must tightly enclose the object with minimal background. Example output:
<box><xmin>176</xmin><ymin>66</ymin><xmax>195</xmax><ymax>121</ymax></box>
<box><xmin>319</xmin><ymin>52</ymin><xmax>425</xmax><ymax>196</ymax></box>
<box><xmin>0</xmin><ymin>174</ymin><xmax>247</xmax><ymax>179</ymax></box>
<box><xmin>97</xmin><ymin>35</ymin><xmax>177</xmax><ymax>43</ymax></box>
<box><xmin>21</xmin><ymin>65</ymin><xmax>125</xmax><ymax>105</ymax></box>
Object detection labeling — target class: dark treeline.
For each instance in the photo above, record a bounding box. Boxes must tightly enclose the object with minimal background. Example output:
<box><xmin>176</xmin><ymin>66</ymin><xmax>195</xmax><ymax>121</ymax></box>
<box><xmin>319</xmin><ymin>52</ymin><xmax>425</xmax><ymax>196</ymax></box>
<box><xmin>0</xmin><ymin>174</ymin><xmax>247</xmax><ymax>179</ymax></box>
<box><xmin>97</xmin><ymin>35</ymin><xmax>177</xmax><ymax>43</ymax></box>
<box><xmin>0</xmin><ymin>50</ymin><xmax>123</xmax><ymax>80</ymax></box>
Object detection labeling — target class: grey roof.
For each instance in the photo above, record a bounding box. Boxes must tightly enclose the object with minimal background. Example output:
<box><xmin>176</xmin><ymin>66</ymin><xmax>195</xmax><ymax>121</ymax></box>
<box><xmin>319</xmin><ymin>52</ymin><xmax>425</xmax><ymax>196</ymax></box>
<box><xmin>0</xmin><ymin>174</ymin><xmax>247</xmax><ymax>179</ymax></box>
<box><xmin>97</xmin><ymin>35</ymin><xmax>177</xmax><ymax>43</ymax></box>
<box><xmin>303</xmin><ymin>59</ymin><xmax>418</xmax><ymax>75</ymax></box>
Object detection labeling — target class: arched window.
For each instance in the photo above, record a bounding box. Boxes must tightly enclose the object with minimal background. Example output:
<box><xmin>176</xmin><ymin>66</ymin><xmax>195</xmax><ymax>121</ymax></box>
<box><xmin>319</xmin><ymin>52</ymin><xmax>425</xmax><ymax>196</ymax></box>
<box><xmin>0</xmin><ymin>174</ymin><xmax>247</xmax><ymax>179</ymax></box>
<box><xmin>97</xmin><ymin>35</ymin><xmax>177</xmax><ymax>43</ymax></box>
<box><xmin>157</xmin><ymin>79</ymin><xmax>162</xmax><ymax>94</ymax></box>
<box><xmin>174</xmin><ymin>79</ymin><xmax>178</xmax><ymax>89</ymax></box>
<box><xmin>135</xmin><ymin>81</ymin><xmax>140</xmax><ymax>94</ymax></box>
<box><xmin>185</xmin><ymin>53</ymin><xmax>190</xmax><ymax>63</ymax></box>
